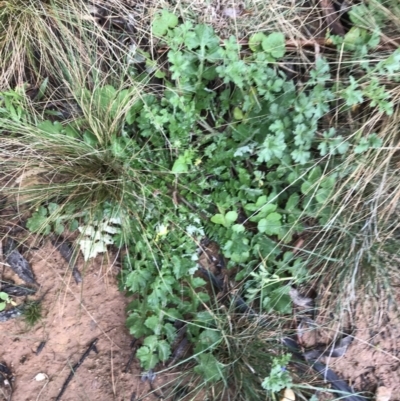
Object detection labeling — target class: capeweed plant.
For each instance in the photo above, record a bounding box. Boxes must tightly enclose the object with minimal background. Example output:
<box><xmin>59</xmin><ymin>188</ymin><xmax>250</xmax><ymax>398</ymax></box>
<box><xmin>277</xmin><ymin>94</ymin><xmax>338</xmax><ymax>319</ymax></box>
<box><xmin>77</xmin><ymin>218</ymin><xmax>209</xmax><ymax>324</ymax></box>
<box><xmin>8</xmin><ymin>6</ymin><xmax>398</xmax><ymax>398</ymax></box>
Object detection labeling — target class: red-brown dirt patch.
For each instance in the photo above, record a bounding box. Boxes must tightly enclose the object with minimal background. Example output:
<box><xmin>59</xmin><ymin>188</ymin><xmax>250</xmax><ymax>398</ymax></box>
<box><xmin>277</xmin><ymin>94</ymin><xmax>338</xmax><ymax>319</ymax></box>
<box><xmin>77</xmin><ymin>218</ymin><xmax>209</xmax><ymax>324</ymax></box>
<box><xmin>0</xmin><ymin>240</ymin><xmax>158</xmax><ymax>401</ymax></box>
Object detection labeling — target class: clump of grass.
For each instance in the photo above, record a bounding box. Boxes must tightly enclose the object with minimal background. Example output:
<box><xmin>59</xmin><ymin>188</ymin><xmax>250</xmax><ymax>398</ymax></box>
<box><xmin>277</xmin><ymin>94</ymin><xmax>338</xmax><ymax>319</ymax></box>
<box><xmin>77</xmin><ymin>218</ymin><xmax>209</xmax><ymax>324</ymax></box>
<box><xmin>23</xmin><ymin>300</ymin><xmax>42</xmax><ymax>327</ymax></box>
<box><xmin>299</xmin><ymin>99</ymin><xmax>400</xmax><ymax>324</ymax></box>
<box><xmin>152</xmin><ymin>303</ymin><xmax>327</xmax><ymax>401</ymax></box>
<box><xmin>0</xmin><ymin>0</ymin><xmax>142</xmax><ymax>90</ymax></box>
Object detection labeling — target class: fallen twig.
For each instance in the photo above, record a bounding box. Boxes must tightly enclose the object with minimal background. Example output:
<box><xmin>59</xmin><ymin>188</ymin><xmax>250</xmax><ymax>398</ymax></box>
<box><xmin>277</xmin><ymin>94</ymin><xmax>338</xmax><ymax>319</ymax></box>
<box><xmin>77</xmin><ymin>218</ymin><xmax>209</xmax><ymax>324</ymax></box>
<box><xmin>51</xmin><ymin>236</ymin><xmax>82</xmax><ymax>284</ymax></box>
<box><xmin>124</xmin><ymin>339</ymin><xmax>137</xmax><ymax>373</ymax></box>
<box><xmin>4</xmin><ymin>238</ymin><xmax>36</xmax><ymax>284</ymax></box>
<box><xmin>166</xmin><ymin>337</ymin><xmax>189</xmax><ymax>367</ymax></box>
<box><xmin>36</xmin><ymin>341</ymin><xmax>46</xmax><ymax>356</ymax></box>
<box><xmin>55</xmin><ymin>338</ymin><xmax>98</xmax><ymax>401</ymax></box>
<box><xmin>319</xmin><ymin>0</ymin><xmax>345</xmax><ymax>36</ymax></box>
<box><xmin>0</xmin><ymin>281</ymin><xmax>37</xmax><ymax>297</ymax></box>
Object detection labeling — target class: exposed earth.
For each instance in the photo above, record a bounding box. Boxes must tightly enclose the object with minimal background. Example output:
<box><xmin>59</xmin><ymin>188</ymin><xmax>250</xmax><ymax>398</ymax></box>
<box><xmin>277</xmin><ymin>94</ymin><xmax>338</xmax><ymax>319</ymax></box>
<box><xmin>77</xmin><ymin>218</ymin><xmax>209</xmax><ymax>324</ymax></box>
<box><xmin>0</xmin><ymin>238</ymin><xmax>161</xmax><ymax>401</ymax></box>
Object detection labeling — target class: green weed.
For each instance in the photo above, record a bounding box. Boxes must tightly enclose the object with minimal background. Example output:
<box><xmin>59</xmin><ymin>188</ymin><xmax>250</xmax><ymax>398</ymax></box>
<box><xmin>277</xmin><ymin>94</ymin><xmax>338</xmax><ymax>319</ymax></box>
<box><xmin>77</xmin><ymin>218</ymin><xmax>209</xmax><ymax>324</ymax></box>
<box><xmin>23</xmin><ymin>300</ymin><xmax>42</xmax><ymax>327</ymax></box>
<box><xmin>0</xmin><ymin>292</ymin><xmax>14</xmax><ymax>311</ymax></box>
<box><xmin>1</xmin><ymin>0</ymin><xmax>400</xmax><ymax>399</ymax></box>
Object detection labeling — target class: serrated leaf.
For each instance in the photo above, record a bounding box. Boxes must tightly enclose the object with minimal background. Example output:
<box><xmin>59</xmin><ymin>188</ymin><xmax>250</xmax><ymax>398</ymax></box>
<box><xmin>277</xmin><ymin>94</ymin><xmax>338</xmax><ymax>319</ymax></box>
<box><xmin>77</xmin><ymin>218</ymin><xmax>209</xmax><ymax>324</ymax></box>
<box><xmin>262</xmin><ymin>32</ymin><xmax>286</xmax><ymax>59</ymax></box>
<box><xmin>354</xmin><ymin>137</ymin><xmax>369</xmax><ymax>154</ymax></box>
<box><xmin>144</xmin><ymin>335</ymin><xmax>159</xmax><ymax>349</ymax></box>
<box><xmin>26</xmin><ymin>209</ymin><xmax>50</xmax><ymax>234</ymax></box>
<box><xmin>165</xmin><ymin>308</ymin><xmax>183</xmax><ymax>320</ymax></box>
<box><xmin>368</xmin><ymin>133</ymin><xmax>382</xmax><ymax>148</ymax></box>
<box><xmin>258</xmin><ymin>133</ymin><xmax>287</xmax><ymax>163</ymax></box>
<box><xmin>308</xmin><ymin>166</ymin><xmax>322</xmax><ymax>183</ymax></box>
<box><xmin>157</xmin><ymin>340</ymin><xmax>171</xmax><ymax>361</ymax></box>
<box><xmin>194</xmin><ymin>353</ymin><xmax>225</xmax><ymax>382</ymax></box>
<box><xmin>195</xmin><ymin>311</ymin><xmax>215</xmax><ymax>325</ymax></box>
<box><xmin>286</xmin><ymin>193</ymin><xmax>300</xmax><ymax>212</ymax></box>
<box><xmin>54</xmin><ymin>222</ymin><xmax>65</xmax><ymax>235</ymax></box>
<box><xmin>38</xmin><ymin>120</ymin><xmax>63</xmax><ymax>134</ymax></box>
<box><xmin>291</xmin><ymin>148</ymin><xmax>310</xmax><ymax>164</ymax></box>
<box><xmin>126</xmin><ymin>313</ymin><xmax>150</xmax><ymax>337</ymax></box>
<box><xmin>136</xmin><ymin>345</ymin><xmax>159</xmax><ymax>370</ymax></box>
<box><xmin>163</xmin><ymin>323</ymin><xmax>177</xmax><ymax>343</ymax></box>
<box><xmin>191</xmin><ymin>277</ymin><xmax>206</xmax><ymax>288</ymax></box>
<box><xmin>255</xmin><ymin>195</ymin><xmax>267</xmax><ymax>207</ymax></box>
<box><xmin>145</xmin><ymin>316</ymin><xmax>160</xmax><ymax>334</ymax></box>
<box><xmin>257</xmin><ymin>212</ymin><xmax>282</xmax><ymax>235</ymax></box>
<box><xmin>269</xmin><ymin>289</ymin><xmax>291</xmax><ymax>314</ymax></box>
<box><xmin>185</xmin><ymin>24</ymin><xmax>219</xmax><ymax>52</ymax></box>
<box><xmin>62</xmin><ymin>125</ymin><xmax>80</xmax><ymax>138</ymax></box>
<box><xmin>199</xmin><ymin>329</ymin><xmax>221</xmax><ymax>346</ymax></box>
<box><xmin>152</xmin><ymin>10</ymin><xmax>178</xmax><ymax>37</ymax></box>
<box><xmin>316</xmin><ymin>188</ymin><xmax>331</xmax><ymax>204</ymax></box>
<box><xmin>198</xmin><ymin>292</ymin><xmax>210</xmax><ymax>302</ymax></box>
<box><xmin>300</xmin><ymin>181</ymin><xmax>312</xmax><ymax>195</ymax></box>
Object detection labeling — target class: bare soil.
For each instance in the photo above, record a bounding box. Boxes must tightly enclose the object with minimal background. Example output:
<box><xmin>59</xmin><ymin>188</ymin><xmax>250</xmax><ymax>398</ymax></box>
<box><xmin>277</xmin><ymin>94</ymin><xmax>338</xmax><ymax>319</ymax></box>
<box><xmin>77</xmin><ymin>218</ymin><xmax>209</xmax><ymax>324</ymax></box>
<box><xmin>327</xmin><ymin>294</ymin><xmax>400</xmax><ymax>401</ymax></box>
<box><xmin>0</xmin><ymin>240</ymin><xmax>160</xmax><ymax>401</ymax></box>
<box><xmin>300</xmin><ymin>285</ymin><xmax>400</xmax><ymax>401</ymax></box>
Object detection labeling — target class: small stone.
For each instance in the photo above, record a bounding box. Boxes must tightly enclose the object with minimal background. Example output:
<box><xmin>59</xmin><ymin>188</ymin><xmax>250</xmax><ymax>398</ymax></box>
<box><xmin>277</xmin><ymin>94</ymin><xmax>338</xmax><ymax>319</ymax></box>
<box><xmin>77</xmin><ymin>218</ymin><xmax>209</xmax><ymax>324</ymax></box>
<box><xmin>376</xmin><ymin>386</ymin><xmax>392</xmax><ymax>401</ymax></box>
<box><xmin>34</xmin><ymin>373</ymin><xmax>48</xmax><ymax>382</ymax></box>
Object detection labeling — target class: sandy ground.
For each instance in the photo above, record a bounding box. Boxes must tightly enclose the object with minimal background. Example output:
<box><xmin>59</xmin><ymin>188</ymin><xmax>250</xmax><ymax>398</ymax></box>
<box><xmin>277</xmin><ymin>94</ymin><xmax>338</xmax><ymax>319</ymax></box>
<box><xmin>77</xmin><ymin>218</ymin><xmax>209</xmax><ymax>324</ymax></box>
<box><xmin>0</xmin><ymin>240</ymin><xmax>162</xmax><ymax>401</ymax></box>
<box><xmin>298</xmin><ymin>285</ymin><xmax>400</xmax><ymax>401</ymax></box>
<box><xmin>327</xmin><ymin>294</ymin><xmax>400</xmax><ymax>400</ymax></box>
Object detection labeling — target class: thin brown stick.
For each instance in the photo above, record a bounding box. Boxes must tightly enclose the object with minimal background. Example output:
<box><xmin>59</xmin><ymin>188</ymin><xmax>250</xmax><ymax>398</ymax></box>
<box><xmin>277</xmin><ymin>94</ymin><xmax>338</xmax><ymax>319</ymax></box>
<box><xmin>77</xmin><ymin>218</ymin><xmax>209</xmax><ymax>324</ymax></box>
<box><xmin>55</xmin><ymin>338</ymin><xmax>99</xmax><ymax>401</ymax></box>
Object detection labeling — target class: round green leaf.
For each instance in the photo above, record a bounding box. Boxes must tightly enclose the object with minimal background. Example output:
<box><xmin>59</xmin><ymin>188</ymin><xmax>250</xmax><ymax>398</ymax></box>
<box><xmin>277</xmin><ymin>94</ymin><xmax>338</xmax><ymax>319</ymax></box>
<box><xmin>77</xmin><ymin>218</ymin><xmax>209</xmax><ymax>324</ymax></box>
<box><xmin>172</xmin><ymin>155</ymin><xmax>189</xmax><ymax>173</ymax></box>
<box><xmin>262</xmin><ymin>32</ymin><xmax>286</xmax><ymax>59</ymax></box>
<box><xmin>249</xmin><ymin>32</ymin><xmax>266</xmax><ymax>52</ymax></box>
<box><xmin>152</xmin><ymin>10</ymin><xmax>179</xmax><ymax>37</ymax></box>
<box><xmin>211</xmin><ymin>214</ymin><xmax>226</xmax><ymax>226</ymax></box>
<box><xmin>232</xmin><ymin>224</ymin><xmax>245</xmax><ymax>233</ymax></box>
<box><xmin>225</xmin><ymin>211</ymin><xmax>238</xmax><ymax>224</ymax></box>
<box><xmin>233</xmin><ymin>107</ymin><xmax>244</xmax><ymax>120</ymax></box>
<box><xmin>0</xmin><ymin>292</ymin><xmax>9</xmax><ymax>301</ymax></box>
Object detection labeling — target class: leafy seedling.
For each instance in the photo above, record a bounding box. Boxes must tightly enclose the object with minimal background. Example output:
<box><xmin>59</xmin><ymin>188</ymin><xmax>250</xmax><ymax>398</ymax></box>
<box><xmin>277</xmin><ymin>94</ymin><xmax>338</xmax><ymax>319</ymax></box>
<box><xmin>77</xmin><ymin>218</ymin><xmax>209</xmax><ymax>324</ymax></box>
<box><xmin>0</xmin><ymin>292</ymin><xmax>16</xmax><ymax>311</ymax></box>
<box><xmin>152</xmin><ymin>10</ymin><xmax>179</xmax><ymax>37</ymax></box>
